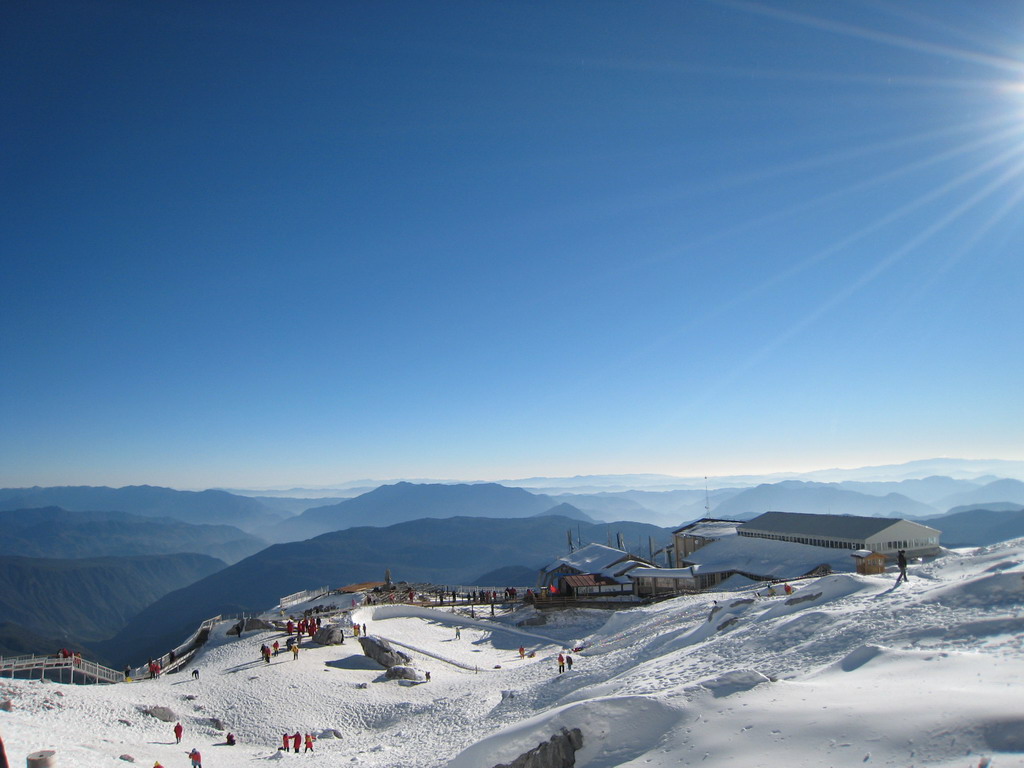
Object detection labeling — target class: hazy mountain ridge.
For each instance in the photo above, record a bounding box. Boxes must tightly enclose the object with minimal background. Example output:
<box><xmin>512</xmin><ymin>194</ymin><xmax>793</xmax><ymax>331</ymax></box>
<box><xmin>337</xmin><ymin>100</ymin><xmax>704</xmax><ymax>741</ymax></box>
<box><xmin>710</xmin><ymin>480</ymin><xmax>940</xmax><ymax>519</ymax></box>
<box><xmin>0</xmin><ymin>507</ymin><xmax>267</xmax><ymax>564</ymax></box>
<box><xmin>0</xmin><ymin>485</ymin><xmax>282</xmax><ymax>532</ymax></box>
<box><xmin>924</xmin><ymin>506</ymin><xmax>1024</xmax><ymax>547</ymax></box>
<box><xmin>265</xmin><ymin>482</ymin><xmax>559</xmax><ymax>542</ymax></box>
<box><xmin>0</xmin><ymin>552</ymin><xmax>226</xmax><ymax>654</ymax></box>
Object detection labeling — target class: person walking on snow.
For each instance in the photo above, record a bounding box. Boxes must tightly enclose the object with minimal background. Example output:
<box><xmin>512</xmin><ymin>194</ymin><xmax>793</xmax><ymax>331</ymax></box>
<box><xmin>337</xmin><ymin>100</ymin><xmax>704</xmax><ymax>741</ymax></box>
<box><xmin>557</xmin><ymin>654</ymin><xmax>565</xmax><ymax>674</ymax></box>
<box><xmin>566</xmin><ymin>655</ymin><xmax>573</xmax><ymax>671</ymax></box>
<box><xmin>519</xmin><ymin>646</ymin><xmax>525</xmax><ymax>659</ymax></box>
<box><xmin>188</xmin><ymin>748</ymin><xmax>202</xmax><ymax>768</ymax></box>
<box><xmin>896</xmin><ymin>550</ymin><xmax>909</xmax><ymax>584</ymax></box>
<box><xmin>291</xmin><ymin>643</ymin><xmax>299</xmax><ymax>660</ymax></box>
<box><xmin>304</xmin><ymin>733</ymin><xmax>315</xmax><ymax>752</ymax></box>
<box><xmin>455</xmin><ymin>627</ymin><xmax>461</xmax><ymax>640</ymax></box>
<box><xmin>292</xmin><ymin>732</ymin><xmax>301</xmax><ymax>753</ymax></box>
<box><xmin>173</xmin><ymin>722</ymin><xmax>183</xmax><ymax>743</ymax></box>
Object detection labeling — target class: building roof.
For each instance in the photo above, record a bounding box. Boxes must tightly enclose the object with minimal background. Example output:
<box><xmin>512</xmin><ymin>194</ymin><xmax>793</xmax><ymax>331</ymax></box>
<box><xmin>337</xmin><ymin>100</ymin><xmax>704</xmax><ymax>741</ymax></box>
<box><xmin>678</xmin><ymin>535</ymin><xmax>857</xmax><ymax>580</ymax></box>
<box><xmin>541</xmin><ymin>542</ymin><xmax>650</xmax><ymax>580</ymax></box>
<box><xmin>562</xmin><ymin>573</ymin><xmax>620</xmax><ymax>588</ymax></box>
<box><xmin>628</xmin><ymin>567</ymin><xmax>698</xmax><ymax>580</ymax></box>
<box><xmin>738</xmin><ymin>511</ymin><xmax>938</xmax><ymax>540</ymax></box>
<box><xmin>672</xmin><ymin>518</ymin><xmax>741</xmax><ymax>539</ymax></box>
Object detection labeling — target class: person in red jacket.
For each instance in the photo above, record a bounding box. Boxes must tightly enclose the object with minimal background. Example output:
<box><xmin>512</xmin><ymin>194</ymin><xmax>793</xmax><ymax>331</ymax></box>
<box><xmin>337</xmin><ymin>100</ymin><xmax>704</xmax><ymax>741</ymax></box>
<box><xmin>282</xmin><ymin>734</ymin><xmax>290</xmax><ymax>751</ymax></box>
<box><xmin>304</xmin><ymin>733</ymin><xmax>315</xmax><ymax>752</ymax></box>
<box><xmin>188</xmin><ymin>748</ymin><xmax>202</xmax><ymax>768</ymax></box>
<box><xmin>292</xmin><ymin>731</ymin><xmax>301</xmax><ymax>753</ymax></box>
<box><xmin>173</xmin><ymin>722</ymin><xmax>183</xmax><ymax>743</ymax></box>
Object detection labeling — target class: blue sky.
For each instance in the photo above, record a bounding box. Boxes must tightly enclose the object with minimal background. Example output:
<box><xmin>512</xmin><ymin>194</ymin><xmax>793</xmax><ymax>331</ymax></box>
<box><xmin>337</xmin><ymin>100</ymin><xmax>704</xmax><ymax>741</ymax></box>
<box><xmin>3</xmin><ymin>1</ymin><xmax>1023</xmax><ymax>489</ymax></box>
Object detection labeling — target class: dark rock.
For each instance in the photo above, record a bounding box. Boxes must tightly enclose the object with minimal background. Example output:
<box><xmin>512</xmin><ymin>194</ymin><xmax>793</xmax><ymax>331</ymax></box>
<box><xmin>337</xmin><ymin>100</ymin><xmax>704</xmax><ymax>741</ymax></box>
<box><xmin>313</xmin><ymin>625</ymin><xmax>346</xmax><ymax>645</ymax></box>
<box><xmin>493</xmin><ymin>727</ymin><xmax>584</xmax><ymax>768</ymax></box>
<box><xmin>208</xmin><ymin>717</ymin><xmax>226</xmax><ymax>730</ymax></box>
<box><xmin>358</xmin><ymin>636</ymin><xmax>411</xmax><ymax>668</ymax></box>
<box><xmin>140</xmin><ymin>705</ymin><xmax>176</xmax><ymax>722</ymax></box>
<box><xmin>384</xmin><ymin>665</ymin><xmax>424</xmax><ymax>681</ymax></box>
<box><xmin>119</xmin><ymin>754</ymin><xmax>135</xmax><ymax>762</ymax></box>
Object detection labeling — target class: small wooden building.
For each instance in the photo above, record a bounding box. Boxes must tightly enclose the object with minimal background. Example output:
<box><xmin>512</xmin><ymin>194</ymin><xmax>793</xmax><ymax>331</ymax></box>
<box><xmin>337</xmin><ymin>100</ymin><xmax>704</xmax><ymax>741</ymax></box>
<box><xmin>851</xmin><ymin>549</ymin><xmax>887</xmax><ymax>575</ymax></box>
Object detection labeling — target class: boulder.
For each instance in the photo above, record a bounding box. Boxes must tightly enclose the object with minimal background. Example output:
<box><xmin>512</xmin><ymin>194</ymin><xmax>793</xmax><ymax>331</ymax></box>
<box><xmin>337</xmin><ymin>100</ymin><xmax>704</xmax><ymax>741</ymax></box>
<box><xmin>493</xmin><ymin>728</ymin><xmax>583</xmax><ymax>768</ymax></box>
<box><xmin>358</xmin><ymin>636</ymin><xmax>411</xmax><ymax>669</ymax></box>
<box><xmin>118</xmin><ymin>754</ymin><xmax>135</xmax><ymax>763</ymax></box>
<box><xmin>140</xmin><ymin>705</ymin><xmax>176</xmax><ymax>722</ymax></box>
<box><xmin>207</xmin><ymin>717</ymin><xmax>226</xmax><ymax>730</ymax></box>
<box><xmin>313</xmin><ymin>625</ymin><xmax>346</xmax><ymax>645</ymax></box>
<box><xmin>385</xmin><ymin>665</ymin><xmax>425</xmax><ymax>682</ymax></box>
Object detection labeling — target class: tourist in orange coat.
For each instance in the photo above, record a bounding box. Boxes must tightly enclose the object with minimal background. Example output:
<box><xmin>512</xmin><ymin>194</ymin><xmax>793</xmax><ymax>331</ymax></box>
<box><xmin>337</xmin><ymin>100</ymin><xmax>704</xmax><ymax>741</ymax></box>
<box><xmin>304</xmin><ymin>733</ymin><xmax>315</xmax><ymax>752</ymax></box>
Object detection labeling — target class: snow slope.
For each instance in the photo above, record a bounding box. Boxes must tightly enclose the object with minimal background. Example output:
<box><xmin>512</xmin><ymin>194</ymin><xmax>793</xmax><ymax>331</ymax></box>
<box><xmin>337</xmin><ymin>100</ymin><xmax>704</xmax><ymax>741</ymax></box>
<box><xmin>2</xmin><ymin>540</ymin><xmax>1023</xmax><ymax>768</ymax></box>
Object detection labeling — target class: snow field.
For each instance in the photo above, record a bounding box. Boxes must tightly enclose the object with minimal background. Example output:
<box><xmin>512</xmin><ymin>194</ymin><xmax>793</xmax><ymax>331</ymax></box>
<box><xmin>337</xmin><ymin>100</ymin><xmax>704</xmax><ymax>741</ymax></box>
<box><xmin>1</xmin><ymin>542</ymin><xmax>1022</xmax><ymax>767</ymax></box>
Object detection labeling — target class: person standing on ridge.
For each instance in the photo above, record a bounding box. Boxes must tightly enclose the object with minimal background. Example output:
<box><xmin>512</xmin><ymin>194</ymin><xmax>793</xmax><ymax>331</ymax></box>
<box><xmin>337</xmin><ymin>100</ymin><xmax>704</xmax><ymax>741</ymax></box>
<box><xmin>173</xmin><ymin>722</ymin><xmax>183</xmax><ymax>743</ymax></box>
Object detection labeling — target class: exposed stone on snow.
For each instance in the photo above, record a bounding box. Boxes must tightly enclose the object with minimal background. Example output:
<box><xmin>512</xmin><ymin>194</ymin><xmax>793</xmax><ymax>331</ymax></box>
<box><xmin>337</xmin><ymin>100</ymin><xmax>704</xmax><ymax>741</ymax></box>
<box><xmin>140</xmin><ymin>705</ymin><xmax>176</xmax><ymax>722</ymax></box>
<box><xmin>358</xmin><ymin>636</ymin><xmax>411</xmax><ymax>668</ymax></box>
<box><xmin>385</xmin><ymin>665</ymin><xmax>425</xmax><ymax>682</ymax></box>
<box><xmin>492</xmin><ymin>727</ymin><xmax>583</xmax><ymax>768</ymax></box>
<box><xmin>313</xmin><ymin>625</ymin><xmax>346</xmax><ymax>645</ymax></box>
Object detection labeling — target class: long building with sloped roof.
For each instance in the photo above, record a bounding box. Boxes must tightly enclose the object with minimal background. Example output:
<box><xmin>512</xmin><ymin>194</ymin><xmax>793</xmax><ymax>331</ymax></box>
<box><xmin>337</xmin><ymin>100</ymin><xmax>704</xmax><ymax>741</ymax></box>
<box><xmin>737</xmin><ymin>511</ymin><xmax>941</xmax><ymax>558</ymax></box>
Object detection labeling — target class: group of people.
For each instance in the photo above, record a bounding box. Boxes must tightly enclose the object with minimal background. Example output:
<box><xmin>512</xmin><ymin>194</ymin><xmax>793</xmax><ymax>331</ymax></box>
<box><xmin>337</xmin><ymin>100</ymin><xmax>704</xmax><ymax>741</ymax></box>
<box><xmin>285</xmin><ymin>616</ymin><xmax>321</xmax><ymax>638</ymax></box>
<box><xmin>281</xmin><ymin>731</ymin><xmax>316</xmax><ymax>753</ymax></box>
<box><xmin>261</xmin><ymin>641</ymin><xmax>301</xmax><ymax>663</ymax></box>
<box><xmin>352</xmin><ymin>622</ymin><xmax>368</xmax><ymax>637</ymax></box>
<box><xmin>556</xmin><ymin>653</ymin><xmax>574</xmax><ymax>673</ymax></box>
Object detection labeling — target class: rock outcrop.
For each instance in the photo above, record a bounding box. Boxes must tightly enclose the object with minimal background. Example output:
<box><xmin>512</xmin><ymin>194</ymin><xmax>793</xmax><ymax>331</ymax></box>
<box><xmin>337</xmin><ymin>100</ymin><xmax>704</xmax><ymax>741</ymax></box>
<box><xmin>358</xmin><ymin>636</ymin><xmax>411</xmax><ymax>669</ymax></box>
<box><xmin>492</xmin><ymin>728</ymin><xmax>583</xmax><ymax>768</ymax></box>
<box><xmin>313</xmin><ymin>625</ymin><xmax>346</xmax><ymax>645</ymax></box>
<box><xmin>384</xmin><ymin>665</ymin><xmax>425</xmax><ymax>682</ymax></box>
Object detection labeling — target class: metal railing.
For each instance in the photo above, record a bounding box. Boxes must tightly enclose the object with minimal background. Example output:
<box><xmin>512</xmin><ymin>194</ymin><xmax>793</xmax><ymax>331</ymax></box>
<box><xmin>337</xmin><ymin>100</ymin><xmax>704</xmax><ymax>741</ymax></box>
<box><xmin>278</xmin><ymin>586</ymin><xmax>331</xmax><ymax>610</ymax></box>
<box><xmin>0</xmin><ymin>653</ymin><xmax>122</xmax><ymax>684</ymax></box>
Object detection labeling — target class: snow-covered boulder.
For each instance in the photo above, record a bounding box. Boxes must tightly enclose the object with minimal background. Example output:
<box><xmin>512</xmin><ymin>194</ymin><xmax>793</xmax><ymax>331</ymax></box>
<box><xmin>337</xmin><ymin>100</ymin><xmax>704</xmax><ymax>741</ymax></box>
<box><xmin>313</xmin><ymin>624</ymin><xmax>346</xmax><ymax>645</ymax></box>
<box><xmin>385</xmin><ymin>665</ymin><xmax>425</xmax><ymax>682</ymax></box>
<box><xmin>140</xmin><ymin>705</ymin><xmax>176</xmax><ymax>722</ymax></box>
<box><xmin>358</xmin><ymin>636</ymin><xmax>411</xmax><ymax>668</ymax></box>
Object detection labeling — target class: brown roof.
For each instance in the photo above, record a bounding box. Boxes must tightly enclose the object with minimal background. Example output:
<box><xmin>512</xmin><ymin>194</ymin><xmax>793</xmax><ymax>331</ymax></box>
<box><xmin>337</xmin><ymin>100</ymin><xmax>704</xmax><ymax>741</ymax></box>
<box><xmin>562</xmin><ymin>573</ymin><xmax>619</xmax><ymax>588</ymax></box>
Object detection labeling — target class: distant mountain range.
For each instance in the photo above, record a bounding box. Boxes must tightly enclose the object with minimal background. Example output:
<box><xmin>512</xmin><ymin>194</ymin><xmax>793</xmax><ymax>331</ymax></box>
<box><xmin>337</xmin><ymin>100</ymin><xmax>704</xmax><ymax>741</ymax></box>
<box><xmin>708</xmin><ymin>481</ymin><xmax>939</xmax><ymax>519</ymax></box>
<box><xmin>0</xmin><ymin>507</ymin><xmax>267</xmax><ymax>564</ymax></box>
<box><xmin>101</xmin><ymin>514</ymin><xmax>672</xmax><ymax>666</ymax></box>
<box><xmin>0</xmin><ymin>552</ymin><xmax>225</xmax><ymax>658</ymax></box>
<box><xmin>262</xmin><ymin>482</ymin><xmax>560</xmax><ymax>542</ymax></box>
<box><xmin>924</xmin><ymin>505</ymin><xmax>1024</xmax><ymax>547</ymax></box>
<box><xmin>0</xmin><ymin>485</ymin><xmax>283</xmax><ymax>532</ymax></box>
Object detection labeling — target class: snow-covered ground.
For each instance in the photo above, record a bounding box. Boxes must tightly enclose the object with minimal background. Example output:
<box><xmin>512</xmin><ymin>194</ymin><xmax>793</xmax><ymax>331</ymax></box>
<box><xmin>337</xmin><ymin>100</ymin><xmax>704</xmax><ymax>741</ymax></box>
<box><xmin>3</xmin><ymin>540</ymin><xmax>1024</xmax><ymax>768</ymax></box>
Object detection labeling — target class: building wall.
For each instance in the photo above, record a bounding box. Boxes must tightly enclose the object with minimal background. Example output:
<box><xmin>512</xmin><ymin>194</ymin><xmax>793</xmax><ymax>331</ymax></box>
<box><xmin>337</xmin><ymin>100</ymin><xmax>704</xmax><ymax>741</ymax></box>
<box><xmin>865</xmin><ymin>520</ymin><xmax>941</xmax><ymax>558</ymax></box>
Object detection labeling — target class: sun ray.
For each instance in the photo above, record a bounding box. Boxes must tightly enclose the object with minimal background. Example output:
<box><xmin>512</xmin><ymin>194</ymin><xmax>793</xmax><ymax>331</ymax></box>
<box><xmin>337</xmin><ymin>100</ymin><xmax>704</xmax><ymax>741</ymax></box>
<box><xmin>711</xmin><ymin>0</ymin><xmax>1024</xmax><ymax>76</ymax></box>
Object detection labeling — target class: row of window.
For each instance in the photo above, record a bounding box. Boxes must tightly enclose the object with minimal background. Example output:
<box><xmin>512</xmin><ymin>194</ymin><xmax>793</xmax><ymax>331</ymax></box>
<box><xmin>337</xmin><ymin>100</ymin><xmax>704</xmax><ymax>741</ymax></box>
<box><xmin>739</xmin><ymin>531</ymin><xmax>940</xmax><ymax>551</ymax></box>
<box><xmin>739</xmin><ymin>532</ymin><xmax>865</xmax><ymax>549</ymax></box>
<box><xmin>873</xmin><ymin>537</ymin><xmax>938</xmax><ymax>550</ymax></box>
